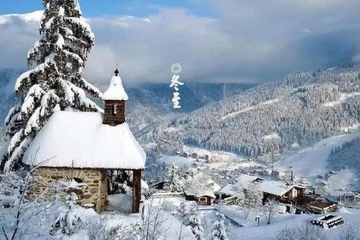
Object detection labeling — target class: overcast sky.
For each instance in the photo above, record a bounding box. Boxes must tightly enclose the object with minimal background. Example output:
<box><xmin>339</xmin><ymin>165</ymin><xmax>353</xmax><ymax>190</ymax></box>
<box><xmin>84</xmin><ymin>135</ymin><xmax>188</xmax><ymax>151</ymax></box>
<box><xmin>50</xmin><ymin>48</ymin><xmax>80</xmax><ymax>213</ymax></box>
<box><xmin>0</xmin><ymin>0</ymin><xmax>359</xmax><ymax>90</ymax></box>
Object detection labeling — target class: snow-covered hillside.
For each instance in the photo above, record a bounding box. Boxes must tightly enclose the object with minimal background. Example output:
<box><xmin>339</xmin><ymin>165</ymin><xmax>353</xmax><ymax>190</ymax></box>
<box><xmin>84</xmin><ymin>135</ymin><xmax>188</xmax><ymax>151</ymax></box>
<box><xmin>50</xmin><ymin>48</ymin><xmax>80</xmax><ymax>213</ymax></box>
<box><xmin>169</xmin><ymin>64</ymin><xmax>360</xmax><ymax>157</ymax></box>
<box><xmin>0</xmin><ymin>69</ymin><xmax>19</xmax><ymax>126</ymax></box>
<box><xmin>0</xmin><ymin>68</ymin><xmax>255</xmax><ymax>136</ymax></box>
<box><xmin>276</xmin><ymin>131</ymin><xmax>360</xmax><ymax>196</ymax></box>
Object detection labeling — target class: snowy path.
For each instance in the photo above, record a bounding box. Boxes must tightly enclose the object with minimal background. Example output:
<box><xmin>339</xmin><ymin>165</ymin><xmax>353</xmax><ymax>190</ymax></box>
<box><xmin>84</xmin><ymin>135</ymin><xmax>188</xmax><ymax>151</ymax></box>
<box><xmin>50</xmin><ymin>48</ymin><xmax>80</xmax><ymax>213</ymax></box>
<box><xmin>323</xmin><ymin>92</ymin><xmax>360</xmax><ymax>107</ymax></box>
<box><xmin>221</xmin><ymin>98</ymin><xmax>281</xmax><ymax>120</ymax></box>
<box><xmin>199</xmin><ymin>207</ymin><xmax>243</xmax><ymax>227</ymax></box>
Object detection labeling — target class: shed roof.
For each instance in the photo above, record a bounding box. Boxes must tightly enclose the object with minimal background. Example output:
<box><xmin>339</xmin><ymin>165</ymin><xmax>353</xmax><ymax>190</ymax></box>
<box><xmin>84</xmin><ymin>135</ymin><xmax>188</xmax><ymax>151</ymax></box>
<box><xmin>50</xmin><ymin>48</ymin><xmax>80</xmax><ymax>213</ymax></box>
<box><xmin>180</xmin><ymin>172</ymin><xmax>219</xmax><ymax>198</ymax></box>
<box><xmin>237</xmin><ymin>174</ymin><xmax>305</xmax><ymax>197</ymax></box>
<box><xmin>23</xmin><ymin>111</ymin><xmax>146</xmax><ymax>169</ymax></box>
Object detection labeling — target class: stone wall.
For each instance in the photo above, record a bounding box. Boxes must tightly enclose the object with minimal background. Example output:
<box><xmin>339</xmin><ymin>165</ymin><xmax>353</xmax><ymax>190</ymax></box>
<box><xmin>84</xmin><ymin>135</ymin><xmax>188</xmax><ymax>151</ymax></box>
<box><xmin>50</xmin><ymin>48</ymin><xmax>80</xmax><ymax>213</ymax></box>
<box><xmin>28</xmin><ymin>167</ymin><xmax>108</xmax><ymax>213</ymax></box>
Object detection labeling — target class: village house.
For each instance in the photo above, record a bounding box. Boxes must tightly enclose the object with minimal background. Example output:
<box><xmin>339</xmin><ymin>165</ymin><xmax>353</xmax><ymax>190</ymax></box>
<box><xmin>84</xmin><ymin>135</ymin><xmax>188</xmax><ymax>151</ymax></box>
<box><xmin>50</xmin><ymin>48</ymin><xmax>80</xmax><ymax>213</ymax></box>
<box><xmin>22</xmin><ymin>69</ymin><xmax>146</xmax><ymax>213</ymax></box>
<box><xmin>237</xmin><ymin>174</ymin><xmax>306</xmax><ymax>205</ymax></box>
<box><xmin>308</xmin><ymin>200</ymin><xmax>338</xmax><ymax>214</ymax></box>
<box><xmin>216</xmin><ymin>184</ymin><xmax>238</xmax><ymax>200</ymax></box>
<box><xmin>180</xmin><ymin>172</ymin><xmax>221</xmax><ymax>206</ymax></box>
<box><xmin>339</xmin><ymin>192</ymin><xmax>360</xmax><ymax>204</ymax></box>
<box><xmin>181</xmin><ymin>152</ymin><xmax>190</xmax><ymax>158</ymax></box>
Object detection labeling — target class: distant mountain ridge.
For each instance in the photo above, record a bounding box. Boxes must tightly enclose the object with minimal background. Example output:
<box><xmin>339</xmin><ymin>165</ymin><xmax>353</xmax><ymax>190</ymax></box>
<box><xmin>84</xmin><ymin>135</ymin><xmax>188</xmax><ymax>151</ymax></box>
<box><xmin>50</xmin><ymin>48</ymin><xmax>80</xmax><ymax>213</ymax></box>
<box><xmin>4</xmin><ymin>62</ymin><xmax>360</xmax><ymax>159</ymax></box>
<box><xmin>0</xmin><ymin>68</ymin><xmax>255</xmax><ymax>136</ymax></box>
<box><xmin>0</xmin><ymin>69</ymin><xmax>20</xmax><ymax>127</ymax></box>
<box><xmin>161</xmin><ymin>63</ymin><xmax>360</xmax><ymax>156</ymax></box>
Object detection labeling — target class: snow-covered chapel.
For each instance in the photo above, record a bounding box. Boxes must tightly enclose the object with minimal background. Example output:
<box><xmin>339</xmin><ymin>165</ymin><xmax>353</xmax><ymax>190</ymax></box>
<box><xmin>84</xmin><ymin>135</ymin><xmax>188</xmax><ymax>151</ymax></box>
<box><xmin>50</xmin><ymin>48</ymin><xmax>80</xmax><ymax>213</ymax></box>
<box><xmin>22</xmin><ymin>69</ymin><xmax>146</xmax><ymax>213</ymax></box>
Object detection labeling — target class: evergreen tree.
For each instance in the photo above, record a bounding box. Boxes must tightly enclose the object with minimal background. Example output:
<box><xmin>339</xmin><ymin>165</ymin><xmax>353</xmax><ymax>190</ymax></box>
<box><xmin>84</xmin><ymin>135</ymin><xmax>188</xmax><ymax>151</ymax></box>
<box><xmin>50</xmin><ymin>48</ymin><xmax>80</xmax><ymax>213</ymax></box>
<box><xmin>242</xmin><ymin>182</ymin><xmax>263</xmax><ymax>208</ymax></box>
<box><xmin>187</xmin><ymin>204</ymin><xmax>205</xmax><ymax>240</ymax></box>
<box><xmin>1</xmin><ymin>0</ymin><xmax>101</xmax><ymax>171</ymax></box>
<box><xmin>50</xmin><ymin>192</ymin><xmax>87</xmax><ymax>236</ymax></box>
<box><xmin>166</xmin><ymin>163</ymin><xmax>182</xmax><ymax>192</ymax></box>
<box><xmin>176</xmin><ymin>202</ymin><xmax>188</xmax><ymax>223</ymax></box>
<box><xmin>211</xmin><ymin>212</ymin><xmax>228</xmax><ymax>240</ymax></box>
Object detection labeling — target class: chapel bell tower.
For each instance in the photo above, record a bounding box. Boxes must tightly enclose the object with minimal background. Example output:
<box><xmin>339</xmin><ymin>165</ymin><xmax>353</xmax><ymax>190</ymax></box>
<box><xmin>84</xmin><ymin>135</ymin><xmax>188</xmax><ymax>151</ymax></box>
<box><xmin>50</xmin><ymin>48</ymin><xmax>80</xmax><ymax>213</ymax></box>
<box><xmin>102</xmin><ymin>68</ymin><xmax>128</xmax><ymax>126</ymax></box>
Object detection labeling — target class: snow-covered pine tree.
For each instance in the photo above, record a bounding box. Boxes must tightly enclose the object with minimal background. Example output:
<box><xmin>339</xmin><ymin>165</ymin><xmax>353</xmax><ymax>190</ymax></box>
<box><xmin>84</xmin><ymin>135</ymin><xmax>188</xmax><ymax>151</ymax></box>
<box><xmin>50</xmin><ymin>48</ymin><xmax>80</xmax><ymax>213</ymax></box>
<box><xmin>166</xmin><ymin>163</ymin><xmax>182</xmax><ymax>192</ymax></box>
<box><xmin>50</xmin><ymin>192</ymin><xmax>87</xmax><ymax>236</ymax></box>
<box><xmin>0</xmin><ymin>0</ymin><xmax>102</xmax><ymax>171</ymax></box>
<box><xmin>211</xmin><ymin>212</ymin><xmax>228</xmax><ymax>240</ymax></box>
<box><xmin>176</xmin><ymin>202</ymin><xmax>188</xmax><ymax>223</ymax></box>
<box><xmin>243</xmin><ymin>182</ymin><xmax>263</xmax><ymax>208</ymax></box>
<box><xmin>187</xmin><ymin>204</ymin><xmax>205</xmax><ymax>240</ymax></box>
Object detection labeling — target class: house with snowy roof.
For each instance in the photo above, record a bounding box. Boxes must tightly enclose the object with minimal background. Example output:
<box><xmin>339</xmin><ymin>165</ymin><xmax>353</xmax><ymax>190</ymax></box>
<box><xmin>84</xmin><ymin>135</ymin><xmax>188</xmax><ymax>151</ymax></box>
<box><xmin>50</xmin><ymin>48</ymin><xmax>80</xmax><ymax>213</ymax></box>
<box><xmin>216</xmin><ymin>184</ymin><xmax>238</xmax><ymax>199</ymax></box>
<box><xmin>180</xmin><ymin>172</ymin><xmax>221</xmax><ymax>205</ymax></box>
<box><xmin>22</xmin><ymin>69</ymin><xmax>146</xmax><ymax>213</ymax></box>
<box><xmin>237</xmin><ymin>174</ymin><xmax>306</xmax><ymax>204</ymax></box>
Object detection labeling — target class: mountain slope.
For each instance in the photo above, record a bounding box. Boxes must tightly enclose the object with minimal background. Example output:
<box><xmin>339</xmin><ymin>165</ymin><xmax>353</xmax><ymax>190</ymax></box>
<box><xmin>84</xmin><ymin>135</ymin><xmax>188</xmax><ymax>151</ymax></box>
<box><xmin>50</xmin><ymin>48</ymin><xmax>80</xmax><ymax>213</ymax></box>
<box><xmin>171</xmin><ymin>63</ymin><xmax>360</xmax><ymax>156</ymax></box>
<box><xmin>328</xmin><ymin>136</ymin><xmax>360</xmax><ymax>177</ymax></box>
<box><xmin>0</xmin><ymin>69</ymin><xmax>20</xmax><ymax>126</ymax></box>
<box><xmin>0</xmin><ymin>68</ymin><xmax>255</xmax><ymax>139</ymax></box>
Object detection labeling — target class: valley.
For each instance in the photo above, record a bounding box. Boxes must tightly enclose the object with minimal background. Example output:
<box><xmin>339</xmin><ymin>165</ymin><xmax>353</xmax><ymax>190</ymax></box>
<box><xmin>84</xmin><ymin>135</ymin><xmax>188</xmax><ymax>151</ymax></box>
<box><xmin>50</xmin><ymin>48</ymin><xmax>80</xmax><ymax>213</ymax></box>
<box><xmin>1</xmin><ymin>1</ymin><xmax>360</xmax><ymax>239</ymax></box>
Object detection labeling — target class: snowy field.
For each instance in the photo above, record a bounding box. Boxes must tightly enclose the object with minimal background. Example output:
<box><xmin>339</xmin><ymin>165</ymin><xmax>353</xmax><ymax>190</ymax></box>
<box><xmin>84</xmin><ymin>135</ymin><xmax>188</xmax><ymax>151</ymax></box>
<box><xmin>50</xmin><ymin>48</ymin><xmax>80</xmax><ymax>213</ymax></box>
<box><xmin>144</xmin><ymin>196</ymin><xmax>360</xmax><ymax>240</ymax></box>
<box><xmin>224</xmin><ymin>207</ymin><xmax>360</xmax><ymax>240</ymax></box>
<box><xmin>198</xmin><ymin>205</ymin><xmax>360</xmax><ymax>240</ymax></box>
<box><xmin>160</xmin><ymin>146</ymin><xmax>256</xmax><ymax>171</ymax></box>
<box><xmin>276</xmin><ymin>131</ymin><xmax>360</xmax><ymax>196</ymax></box>
<box><xmin>159</xmin><ymin>155</ymin><xmax>197</xmax><ymax>168</ymax></box>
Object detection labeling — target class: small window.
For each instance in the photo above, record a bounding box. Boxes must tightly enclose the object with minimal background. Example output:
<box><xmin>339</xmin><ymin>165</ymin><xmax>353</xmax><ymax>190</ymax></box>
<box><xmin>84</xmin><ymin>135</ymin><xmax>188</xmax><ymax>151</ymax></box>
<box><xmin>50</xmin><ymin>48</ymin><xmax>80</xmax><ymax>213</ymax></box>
<box><xmin>113</xmin><ymin>105</ymin><xmax>118</xmax><ymax>115</ymax></box>
<box><xmin>73</xmin><ymin>178</ymin><xmax>83</xmax><ymax>183</ymax></box>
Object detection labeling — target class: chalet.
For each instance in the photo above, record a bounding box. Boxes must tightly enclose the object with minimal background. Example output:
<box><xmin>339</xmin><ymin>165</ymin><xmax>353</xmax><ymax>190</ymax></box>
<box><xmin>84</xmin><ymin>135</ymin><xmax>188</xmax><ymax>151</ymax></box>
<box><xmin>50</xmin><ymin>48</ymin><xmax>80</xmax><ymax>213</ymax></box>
<box><xmin>22</xmin><ymin>69</ymin><xmax>146</xmax><ymax>213</ymax></box>
<box><xmin>184</xmin><ymin>167</ymin><xmax>199</xmax><ymax>178</ymax></box>
<box><xmin>308</xmin><ymin>200</ymin><xmax>338</xmax><ymax>214</ymax></box>
<box><xmin>182</xmin><ymin>152</ymin><xmax>190</xmax><ymax>158</ymax></box>
<box><xmin>339</xmin><ymin>192</ymin><xmax>360</xmax><ymax>203</ymax></box>
<box><xmin>149</xmin><ymin>180</ymin><xmax>171</xmax><ymax>191</ymax></box>
<box><xmin>216</xmin><ymin>184</ymin><xmax>238</xmax><ymax>199</ymax></box>
<box><xmin>237</xmin><ymin>174</ymin><xmax>306</xmax><ymax>204</ymax></box>
<box><xmin>180</xmin><ymin>172</ymin><xmax>220</xmax><ymax>205</ymax></box>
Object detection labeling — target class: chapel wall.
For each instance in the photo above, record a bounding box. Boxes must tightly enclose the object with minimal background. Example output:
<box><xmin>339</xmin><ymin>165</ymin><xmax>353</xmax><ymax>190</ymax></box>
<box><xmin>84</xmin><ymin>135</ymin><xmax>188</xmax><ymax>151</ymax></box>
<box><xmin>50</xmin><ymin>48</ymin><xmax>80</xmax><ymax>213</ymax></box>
<box><xmin>28</xmin><ymin>167</ymin><xmax>108</xmax><ymax>213</ymax></box>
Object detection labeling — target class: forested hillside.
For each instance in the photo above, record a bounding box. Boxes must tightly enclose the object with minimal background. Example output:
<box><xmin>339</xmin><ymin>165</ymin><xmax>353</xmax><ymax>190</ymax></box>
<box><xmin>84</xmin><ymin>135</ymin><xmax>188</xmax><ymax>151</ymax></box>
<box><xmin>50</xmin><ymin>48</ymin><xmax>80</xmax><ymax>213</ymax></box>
<box><xmin>167</xmin><ymin>63</ymin><xmax>360</xmax><ymax>157</ymax></box>
<box><xmin>328</xmin><ymin>137</ymin><xmax>360</xmax><ymax>176</ymax></box>
<box><xmin>0</xmin><ymin>68</ymin><xmax>254</xmax><ymax>138</ymax></box>
<box><xmin>0</xmin><ymin>69</ymin><xmax>19</xmax><ymax>125</ymax></box>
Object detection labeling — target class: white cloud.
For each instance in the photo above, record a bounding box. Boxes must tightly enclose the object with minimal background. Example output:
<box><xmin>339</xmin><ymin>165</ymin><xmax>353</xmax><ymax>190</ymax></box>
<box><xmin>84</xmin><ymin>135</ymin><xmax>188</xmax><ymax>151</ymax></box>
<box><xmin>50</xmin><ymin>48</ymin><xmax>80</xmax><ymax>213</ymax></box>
<box><xmin>0</xmin><ymin>1</ymin><xmax>359</xmax><ymax>90</ymax></box>
<box><xmin>302</xmin><ymin>28</ymin><xmax>311</xmax><ymax>34</ymax></box>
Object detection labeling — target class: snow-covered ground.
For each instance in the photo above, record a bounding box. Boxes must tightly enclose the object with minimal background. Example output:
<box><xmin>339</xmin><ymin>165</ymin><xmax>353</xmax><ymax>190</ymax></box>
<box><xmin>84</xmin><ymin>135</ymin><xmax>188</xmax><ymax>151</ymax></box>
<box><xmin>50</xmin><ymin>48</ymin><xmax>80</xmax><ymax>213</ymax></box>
<box><xmin>160</xmin><ymin>146</ymin><xmax>253</xmax><ymax>171</ymax></box>
<box><xmin>197</xmin><ymin>203</ymin><xmax>360</xmax><ymax>240</ymax></box>
<box><xmin>323</xmin><ymin>169</ymin><xmax>357</xmax><ymax>196</ymax></box>
<box><xmin>184</xmin><ymin>146</ymin><xmax>256</xmax><ymax>171</ymax></box>
<box><xmin>276</xmin><ymin>131</ymin><xmax>360</xmax><ymax>196</ymax></box>
<box><xmin>142</xmin><ymin>192</ymin><xmax>360</xmax><ymax>240</ymax></box>
<box><xmin>323</xmin><ymin>92</ymin><xmax>360</xmax><ymax>107</ymax></box>
<box><xmin>221</xmin><ymin>98</ymin><xmax>281</xmax><ymax>120</ymax></box>
<box><xmin>262</xmin><ymin>132</ymin><xmax>281</xmax><ymax>141</ymax></box>
<box><xmin>226</xmin><ymin>207</ymin><xmax>360</xmax><ymax>240</ymax></box>
<box><xmin>159</xmin><ymin>155</ymin><xmax>197</xmax><ymax>167</ymax></box>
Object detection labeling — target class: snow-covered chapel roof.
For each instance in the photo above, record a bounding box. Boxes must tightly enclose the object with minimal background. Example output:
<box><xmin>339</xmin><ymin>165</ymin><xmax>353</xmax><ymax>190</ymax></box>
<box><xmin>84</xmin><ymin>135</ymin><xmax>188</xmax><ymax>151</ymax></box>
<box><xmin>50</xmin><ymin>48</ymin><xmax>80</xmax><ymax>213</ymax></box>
<box><xmin>102</xmin><ymin>69</ymin><xmax>128</xmax><ymax>101</ymax></box>
<box><xmin>23</xmin><ymin>111</ymin><xmax>146</xmax><ymax>169</ymax></box>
